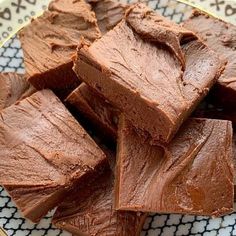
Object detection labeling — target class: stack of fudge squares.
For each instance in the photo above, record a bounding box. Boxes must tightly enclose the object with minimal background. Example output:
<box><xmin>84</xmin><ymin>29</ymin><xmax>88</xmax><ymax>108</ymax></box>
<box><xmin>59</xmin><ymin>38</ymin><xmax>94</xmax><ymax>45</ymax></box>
<box><xmin>0</xmin><ymin>0</ymin><xmax>236</xmax><ymax>235</ymax></box>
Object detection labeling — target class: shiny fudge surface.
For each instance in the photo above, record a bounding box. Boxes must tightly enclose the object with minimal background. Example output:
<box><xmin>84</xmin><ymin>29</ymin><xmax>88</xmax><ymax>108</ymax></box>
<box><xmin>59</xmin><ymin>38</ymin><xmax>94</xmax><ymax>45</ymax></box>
<box><xmin>75</xmin><ymin>3</ymin><xmax>224</xmax><ymax>143</ymax></box>
<box><xmin>183</xmin><ymin>11</ymin><xmax>236</xmax><ymax>106</ymax></box>
<box><xmin>90</xmin><ymin>0</ymin><xmax>127</xmax><ymax>34</ymax></box>
<box><xmin>115</xmin><ymin>116</ymin><xmax>234</xmax><ymax>217</ymax></box>
<box><xmin>66</xmin><ymin>83</ymin><xmax>120</xmax><ymax>140</ymax></box>
<box><xmin>53</xmin><ymin>168</ymin><xmax>147</xmax><ymax>236</ymax></box>
<box><xmin>19</xmin><ymin>0</ymin><xmax>100</xmax><ymax>92</ymax></box>
<box><xmin>0</xmin><ymin>90</ymin><xmax>106</xmax><ymax>222</ymax></box>
<box><xmin>0</xmin><ymin>72</ymin><xmax>35</xmax><ymax>110</ymax></box>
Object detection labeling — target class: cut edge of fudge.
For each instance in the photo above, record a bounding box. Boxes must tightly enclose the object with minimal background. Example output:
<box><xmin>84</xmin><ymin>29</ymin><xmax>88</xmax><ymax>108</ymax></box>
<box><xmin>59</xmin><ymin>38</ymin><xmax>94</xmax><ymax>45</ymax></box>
<box><xmin>27</xmin><ymin>61</ymin><xmax>80</xmax><ymax>97</ymax></box>
<box><xmin>5</xmin><ymin>185</ymin><xmax>66</xmax><ymax>223</ymax></box>
<box><xmin>65</xmin><ymin>83</ymin><xmax>119</xmax><ymax>140</ymax></box>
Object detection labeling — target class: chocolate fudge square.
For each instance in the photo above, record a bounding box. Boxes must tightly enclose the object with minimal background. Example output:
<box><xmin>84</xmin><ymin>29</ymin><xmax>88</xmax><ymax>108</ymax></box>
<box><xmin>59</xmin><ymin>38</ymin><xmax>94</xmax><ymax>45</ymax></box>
<box><xmin>19</xmin><ymin>0</ymin><xmax>101</xmax><ymax>92</ymax></box>
<box><xmin>66</xmin><ymin>83</ymin><xmax>120</xmax><ymax>140</ymax></box>
<box><xmin>0</xmin><ymin>73</ymin><xmax>35</xmax><ymax>110</ymax></box>
<box><xmin>183</xmin><ymin>11</ymin><xmax>236</xmax><ymax>106</ymax></box>
<box><xmin>53</xmin><ymin>168</ymin><xmax>147</xmax><ymax>236</ymax></box>
<box><xmin>75</xmin><ymin>3</ymin><xmax>224</xmax><ymax>143</ymax></box>
<box><xmin>0</xmin><ymin>90</ymin><xmax>106</xmax><ymax>222</ymax></box>
<box><xmin>115</xmin><ymin>116</ymin><xmax>234</xmax><ymax>217</ymax></box>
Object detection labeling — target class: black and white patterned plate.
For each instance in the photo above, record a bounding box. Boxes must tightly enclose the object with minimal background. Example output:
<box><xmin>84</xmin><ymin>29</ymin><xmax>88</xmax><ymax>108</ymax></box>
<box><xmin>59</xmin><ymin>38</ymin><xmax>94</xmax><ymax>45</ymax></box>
<box><xmin>0</xmin><ymin>0</ymin><xmax>236</xmax><ymax>235</ymax></box>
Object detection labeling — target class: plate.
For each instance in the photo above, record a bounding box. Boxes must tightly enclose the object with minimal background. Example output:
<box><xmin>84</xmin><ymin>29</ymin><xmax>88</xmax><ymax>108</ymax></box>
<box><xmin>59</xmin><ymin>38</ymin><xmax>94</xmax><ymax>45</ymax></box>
<box><xmin>0</xmin><ymin>0</ymin><xmax>236</xmax><ymax>235</ymax></box>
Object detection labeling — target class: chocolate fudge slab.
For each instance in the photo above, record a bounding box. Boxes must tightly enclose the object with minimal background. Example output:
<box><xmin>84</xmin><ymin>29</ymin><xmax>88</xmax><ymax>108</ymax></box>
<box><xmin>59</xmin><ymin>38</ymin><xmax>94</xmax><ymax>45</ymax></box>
<box><xmin>193</xmin><ymin>103</ymin><xmax>236</xmax><ymax>201</ymax></box>
<box><xmin>66</xmin><ymin>83</ymin><xmax>119</xmax><ymax>139</ymax></box>
<box><xmin>0</xmin><ymin>90</ymin><xmax>106</xmax><ymax>222</ymax></box>
<box><xmin>115</xmin><ymin>116</ymin><xmax>234</xmax><ymax>217</ymax></box>
<box><xmin>75</xmin><ymin>3</ymin><xmax>224</xmax><ymax>143</ymax></box>
<box><xmin>19</xmin><ymin>0</ymin><xmax>101</xmax><ymax>92</ymax></box>
<box><xmin>0</xmin><ymin>73</ymin><xmax>35</xmax><ymax>110</ymax></box>
<box><xmin>53</xmin><ymin>168</ymin><xmax>147</xmax><ymax>236</ymax></box>
<box><xmin>183</xmin><ymin>11</ymin><xmax>236</xmax><ymax>106</ymax></box>
<box><xmin>90</xmin><ymin>0</ymin><xmax>127</xmax><ymax>34</ymax></box>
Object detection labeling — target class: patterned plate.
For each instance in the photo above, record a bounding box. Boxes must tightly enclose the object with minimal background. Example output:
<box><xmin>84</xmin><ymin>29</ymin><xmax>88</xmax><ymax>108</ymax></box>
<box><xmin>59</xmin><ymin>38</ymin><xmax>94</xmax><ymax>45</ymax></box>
<box><xmin>0</xmin><ymin>0</ymin><xmax>236</xmax><ymax>235</ymax></box>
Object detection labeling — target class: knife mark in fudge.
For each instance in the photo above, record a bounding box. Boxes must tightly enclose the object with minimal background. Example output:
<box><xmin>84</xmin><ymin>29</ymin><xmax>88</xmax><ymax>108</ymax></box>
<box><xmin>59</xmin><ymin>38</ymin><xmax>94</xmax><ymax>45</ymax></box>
<box><xmin>115</xmin><ymin>116</ymin><xmax>234</xmax><ymax>217</ymax></box>
<box><xmin>0</xmin><ymin>90</ymin><xmax>106</xmax><ymax>223</ymax></box>
<box><xmin>74</xmin><ymin>3</ymin><xmax>224</xmax><ymax>143</ymax></box>
<box><xmin>66</xmin><ymin>83</ymin><xmax>120</xmax><ymax>140</ymax></box>
<box><xmin>19</xmin><ymin>0</ymin><xmax>101</xmax><ymax>94</ymax></box>
<box><xmin>53</xmin><ymin>167</ymin><xmax>147</xmax><ymax>236</ymax></box>
<box><xmin>183</xmin><ymin>11</ymin><xmax>236</xmax><ymax>107</ymax></box>
<box><xmin>0</xmin><ymin>73</ymin><xmax>36</xmax><ymax>110</ymax></box>
<box><xmin>89</xmin><ymin>0</ymin><xmax>127</xmax><ymax>34</ymax></box>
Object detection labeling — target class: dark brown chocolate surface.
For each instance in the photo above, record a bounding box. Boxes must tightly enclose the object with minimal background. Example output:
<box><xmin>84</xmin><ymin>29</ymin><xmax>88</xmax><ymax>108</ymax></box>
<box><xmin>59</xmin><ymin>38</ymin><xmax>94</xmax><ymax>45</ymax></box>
<box><xmin>66</xmin><ymin>83</ymin><xmax>119</xmax><ymax>140</ymax></box>
<box><xmin>115</xmin><ymin>116</ymin><xmax>234</xmax><ymax>217</ymax></box>
<box><xmin>19</xmin><ymin>0</ymin><xmax>101</xmax><ymax>92</ymax></box>
<box><xmin>183</xmin><ymin>11</ymin><xmax>236</xmax><ymax>107</ymax></box>
<box><xmin>53</xmin><ymin>168</ymin><xmax>147</xmax><ymax>236</ymax></box>
<box><xmin>90</xmin><ymin>0</ymin><xmax>127</xmax><ymax>34</ymax></box>
<box><xmin>75</xmin><ymin>3</ymin><xmax>224</xmax><ymax>143</ymax></box>
<box><xmin>0</xmin><ymin>73</ymin><xmax>35</xmax><ymax>110</ymax></box>
<box><xmin>0</xmin><ymin>90</ymin><xmax>106</xmax><ymax>222</ymax></box>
